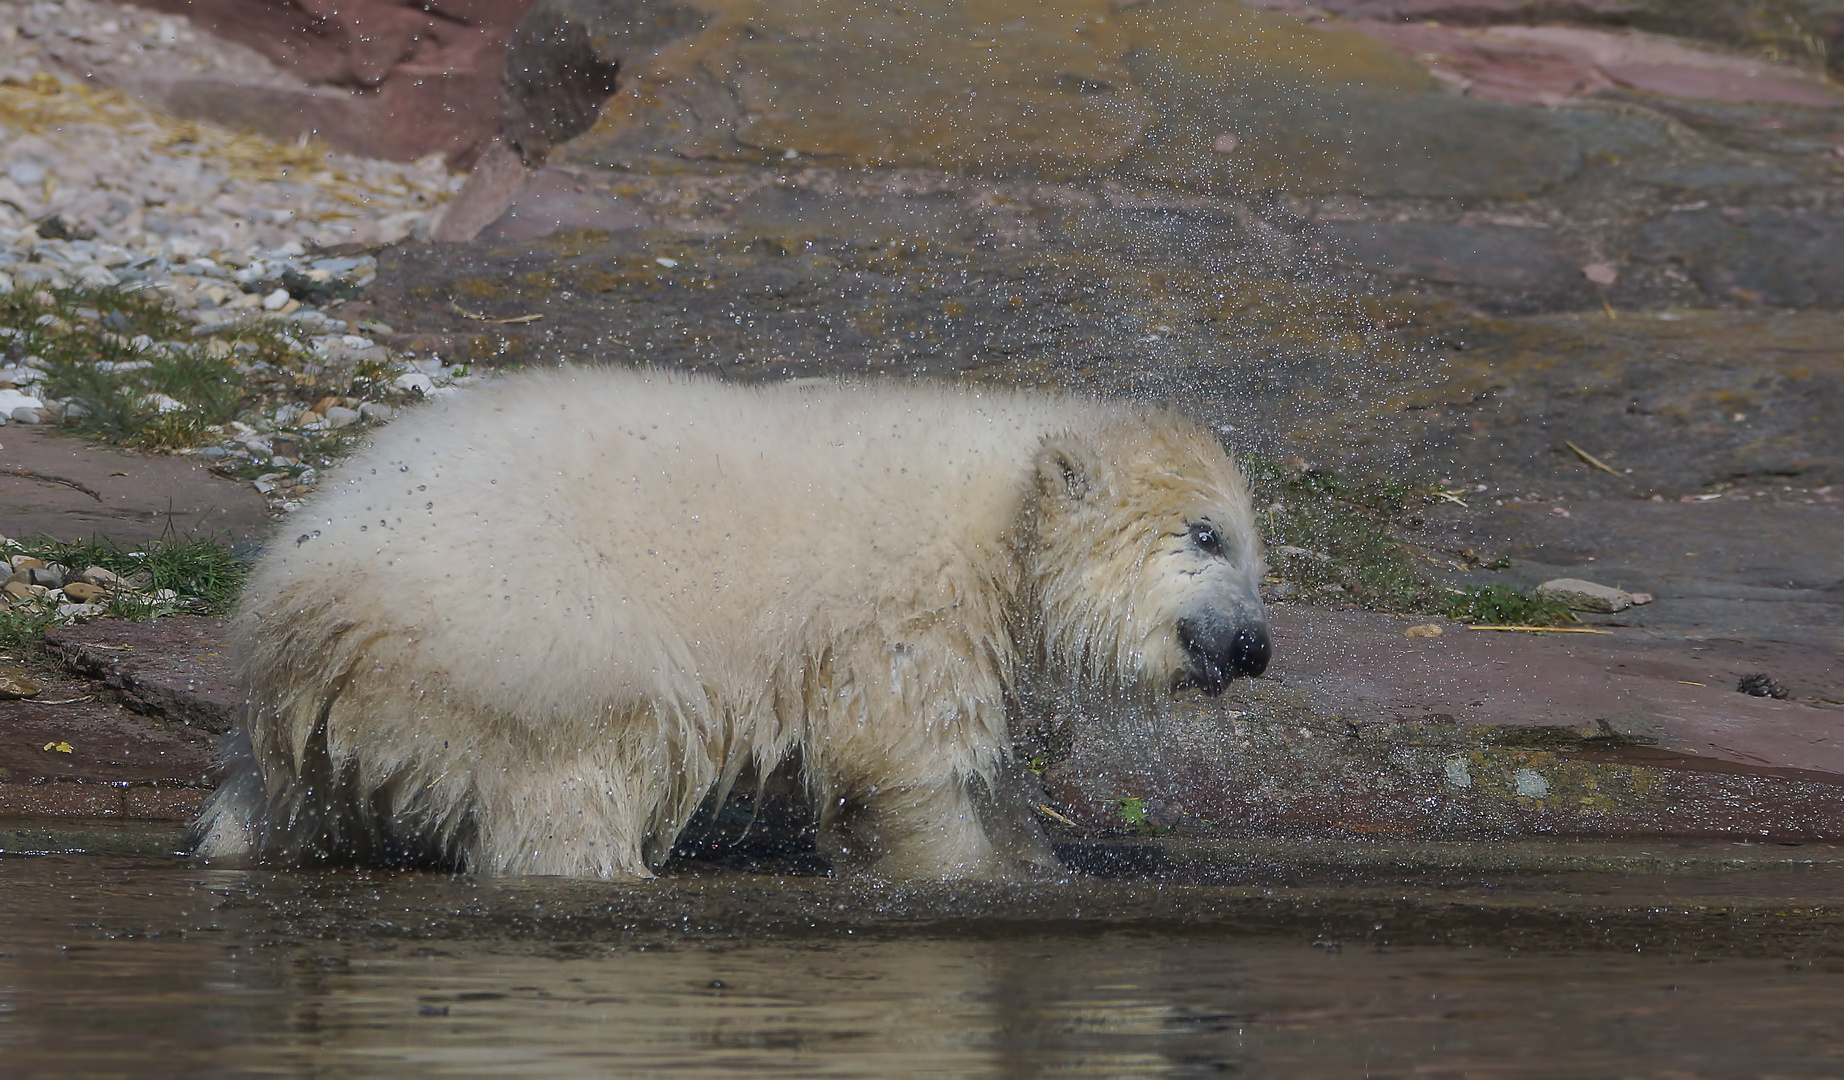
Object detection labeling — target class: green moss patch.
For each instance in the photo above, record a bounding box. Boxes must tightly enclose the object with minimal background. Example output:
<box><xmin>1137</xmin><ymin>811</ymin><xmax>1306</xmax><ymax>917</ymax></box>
<box><xmin>1238</xmin><ymin>451</ymin><xmax>1567</xmax><ymax>625</ymax></box>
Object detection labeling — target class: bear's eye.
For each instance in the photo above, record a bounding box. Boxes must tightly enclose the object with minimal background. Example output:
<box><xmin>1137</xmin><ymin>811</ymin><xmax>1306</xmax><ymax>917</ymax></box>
<box><xmin>1189</xmin><ymin>523</ymin><xmax>1223</xmax><ymax>556</ymax></box>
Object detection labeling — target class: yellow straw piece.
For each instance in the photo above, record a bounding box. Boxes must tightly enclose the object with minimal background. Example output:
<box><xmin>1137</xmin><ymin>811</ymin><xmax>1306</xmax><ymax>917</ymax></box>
<box><xmin>1565</xmin><ymin>441</ymin><xmax>1621</xmax><ymax>476</ymax></box>
<box><xmin>1466</xmin><ymin>625</ymin><xmax>1614</xmax><ymax>634</ymax></box>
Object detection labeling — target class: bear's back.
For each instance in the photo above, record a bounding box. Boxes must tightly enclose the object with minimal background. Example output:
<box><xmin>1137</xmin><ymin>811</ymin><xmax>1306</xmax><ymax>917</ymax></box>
<box><xmin>242</xmin><ymin>370</ymin><xmax>1112</xmax><ymax>715</ymax></box>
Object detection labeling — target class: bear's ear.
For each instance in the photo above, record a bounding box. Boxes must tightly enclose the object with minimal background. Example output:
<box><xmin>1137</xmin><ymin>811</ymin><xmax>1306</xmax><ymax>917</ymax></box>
<box><xmin>1035</xmin><ymin>436</ymin><xmax>1099</xmax><ymax>502</ymax></box>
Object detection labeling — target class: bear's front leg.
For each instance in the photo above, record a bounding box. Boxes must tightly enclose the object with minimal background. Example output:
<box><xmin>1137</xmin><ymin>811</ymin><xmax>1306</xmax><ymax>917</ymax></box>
<box><xmin>803</xmin><ymin>622</ymin><xmax>1065</xmax><ymax>880</ymax></box>
<box><xmin>817</xmin><ymin>771</ymin><xmax>1063</xmax><ymax>880</ymax></box>
<box><xmin>472</xmin><ymin>753</ymin><xmax>663</xmax><ymax>879</ymax></box>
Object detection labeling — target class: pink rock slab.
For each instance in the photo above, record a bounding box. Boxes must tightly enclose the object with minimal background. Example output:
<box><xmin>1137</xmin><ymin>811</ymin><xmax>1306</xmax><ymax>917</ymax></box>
<box><xmin>1271</xmin><ymin>606</ymin><xmax>1844</xmax><ymax>779</ymax></box>
<box><xmin>1342</xmin><ymin>21</ymin><xmax>1844</xmax><ymax>107</ymax></box>
<box><xmin>2</xmin><ymin>426</ymin><xmax>270</xmax><ymax>546</ymax></box>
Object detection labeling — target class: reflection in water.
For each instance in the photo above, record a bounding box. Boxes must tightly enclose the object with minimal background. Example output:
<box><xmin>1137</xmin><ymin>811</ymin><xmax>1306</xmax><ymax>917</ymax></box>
<box><xmin>3</xmin><ymin>854</ymin><xmax>1843</xmax><ymax>1077</ymax></box>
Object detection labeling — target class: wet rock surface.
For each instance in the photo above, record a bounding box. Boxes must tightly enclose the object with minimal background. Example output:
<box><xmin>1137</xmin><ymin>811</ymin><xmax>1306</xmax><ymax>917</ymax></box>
<box><xmin>39</xmin><ymin>616</ymin><xmax>237</xmax><ymax>733</ymax></box>
<box><xmin>341</xmin><ymin>0</ymin><xmax>1844</xmax><ymax>850</ymax></box>
<box><xmin>16</xmin><ymin>839</ymin><xmax>1844</xmax><ymax>954</ymax></box>
<box><xmin>1042</xmin><ymin>604</ymin><xmax>1844</xmax><ymax>844</ymax></box>
<box><xmin>0</xmin><ymin>679</ymin><xmax>211</xmax><ymax>819</ymax></box>
<box><xmin>6</xmin><ymin>827</ymin><xmax>1844</xmax><ymax>958</ymax></box>
<box><xmin>437</xmin><ymin>0</ymin><xmax>1844</xmax><ymax>312</ymax></box>
<box><xmin>1421</xmin><ymin>496</ymin><xmax>1844</xmax><ymax>644</ymax></box>
<box><xmin>351</xmin><ymin>235</ymin><xmax>1844</xmax><ymax>503</ymax></box>
<box><xmin>0</xmin><ymin>616</ymin><xmax>223</xmax><ymax>818</ymax></box>
<box><xmin>6</xmin><ymin>597</ymin><xmax>1838</xmax><ymax>844</ymax></box>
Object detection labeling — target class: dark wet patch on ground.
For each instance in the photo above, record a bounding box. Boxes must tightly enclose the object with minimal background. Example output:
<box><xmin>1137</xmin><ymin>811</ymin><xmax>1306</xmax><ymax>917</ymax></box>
<box><xmin>5</xmin><ymin>840</ymin><xmax>1844</xmax><ymax>958</ymax></box>
<box><xmin>0</xmin><ymin>617</ymin><xmax>224</xmax><ymax>820</ymax></box>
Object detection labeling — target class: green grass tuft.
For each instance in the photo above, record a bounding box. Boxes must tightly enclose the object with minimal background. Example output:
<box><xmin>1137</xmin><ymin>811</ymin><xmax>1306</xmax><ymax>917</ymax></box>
<box><xmin>1441</xmin><ymin>583</ymin><xmax>1575</xmax><ymax>626</ymax></box>
<box><xmin>8</xmin><ymin>534</ymin><xmax>248</xmax><ymax>618</ymax></box>
<box><xmin>0</xmin><ymin>604</ymin><xmax>59</xmax><ymax>650</ymax></box>
<box><xmin>3</xmin><ymin>281</ymin><xmax>414</xmax><ymax>452</ymax></box>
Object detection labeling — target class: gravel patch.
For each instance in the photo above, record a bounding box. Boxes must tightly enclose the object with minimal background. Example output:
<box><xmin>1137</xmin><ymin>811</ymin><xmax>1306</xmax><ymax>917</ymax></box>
<box><xmin>0</xmin><ymin>0</ymin><xmax>487</xmax><ymax>525</ymax></box>
<box><xmin>1</xmin><ymin>0</ymin><xmax>462</xmax><ymax>253</ymax></box>
<box><xmin>0</xmin><ymin>1</ymin><xmax>494</xmax><ymax>644</ymax></box>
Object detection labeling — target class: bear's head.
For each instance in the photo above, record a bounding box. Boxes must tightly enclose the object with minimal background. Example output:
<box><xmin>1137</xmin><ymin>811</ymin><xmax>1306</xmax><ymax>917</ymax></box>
<box><xmin>1022</xmin><ymin>413</ymin><xmax>1270</xmax><ymax>696</ymax></box>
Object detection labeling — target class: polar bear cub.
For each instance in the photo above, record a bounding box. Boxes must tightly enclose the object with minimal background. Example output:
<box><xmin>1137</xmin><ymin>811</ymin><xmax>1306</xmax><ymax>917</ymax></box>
<box><xmin>193</xmin><ymin>369</ymin><xmax>1269</xmax><ymax>879</ymax></box>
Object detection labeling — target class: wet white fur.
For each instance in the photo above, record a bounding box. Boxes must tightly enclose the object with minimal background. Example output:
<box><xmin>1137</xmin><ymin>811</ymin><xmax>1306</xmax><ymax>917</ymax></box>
<box><xmin>193</xmin><ymin>369</ymin><xmax>1263</xmax><ymax>879</ymax></box>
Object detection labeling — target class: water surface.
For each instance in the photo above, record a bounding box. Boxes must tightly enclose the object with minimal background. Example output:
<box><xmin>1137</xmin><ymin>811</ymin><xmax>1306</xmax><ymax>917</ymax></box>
<box><xmin>4</xmin><ymin>845</ymin><xmax>1843</xmax><ymax>1077</ymax></box>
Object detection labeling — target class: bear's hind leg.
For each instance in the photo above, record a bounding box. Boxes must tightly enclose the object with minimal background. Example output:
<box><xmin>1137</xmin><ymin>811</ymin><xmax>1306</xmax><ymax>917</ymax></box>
<box><xmin>189</xmin><ymin>729</ymin><xmax>265</xmax><ymax>865</ymax></box>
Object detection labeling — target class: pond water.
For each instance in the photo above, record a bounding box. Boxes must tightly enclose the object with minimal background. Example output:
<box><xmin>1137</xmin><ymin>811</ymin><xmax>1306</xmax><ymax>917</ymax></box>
<box><xmin>5</xmin><ymin>842</ymin><xmax>1844</xmax><ymax>1078</ymax></box>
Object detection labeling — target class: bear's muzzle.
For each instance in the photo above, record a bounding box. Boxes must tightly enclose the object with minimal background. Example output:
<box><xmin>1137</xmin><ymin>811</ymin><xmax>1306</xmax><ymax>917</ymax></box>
<box><xmin>1176</xmin><ymin>612</ymin><xmax>1271</xmax><ymax>694</ymax></box>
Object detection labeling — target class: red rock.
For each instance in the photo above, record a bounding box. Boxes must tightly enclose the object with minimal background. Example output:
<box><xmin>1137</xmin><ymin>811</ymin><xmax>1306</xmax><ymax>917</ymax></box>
<box><xmin>113</xmin><ymin>0</ymin><xmax>545</xmax><ymax>165</ymax></box>
<box><xmin>1047</xmin><ymin>605</ymin><xmax>1844</xmax><ymax>842</ymax></box>
<box><xmin>1600</xmin><ymin>60</ymin><xmax>1842</xmax><ymax>105</ymax></box>
<box><xmin>1488</xmin><ymin>25</ymin><xmax>1844</xmax><ymax>105</ymax></box>
<box><xmin>122</xmin><ymin>0</ymin><xmax>532</xmax><ymax>90</ymax></box>
<box><xmin>0</xmin><ymin>783</ymin><xmax>206</xmax><ymax>820</ymax></box>
<box><xmin>1276</xmin><ymin>0</ymin><xmax>1642</xmax><ymax>24</ymax></box>
<box><xmin>472</xmin><ymin>165</ymin><xmax>652</xmax><ymax>242</ymax></box>
<box><xmin>0</xmin><ymin>681</ymin><xmax>214</xmax><ymax>820</ymax></box>
<box><xmin>429</xmin><ymin>142</ymin><xmax>536</xmax><ymax>242</ymax></box>
<box><xmin>0</xmin><ymin>619</ymin><xmax>225</xmax><ymax>822</ymax></box>
<box><xmin>1339</xmin><ymin>20</ymin><xmax>1607</xmax><ymax>104</ymax></box>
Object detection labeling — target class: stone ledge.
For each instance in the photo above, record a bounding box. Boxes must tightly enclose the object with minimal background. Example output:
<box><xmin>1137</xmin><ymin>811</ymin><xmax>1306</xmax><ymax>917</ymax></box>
<box><xmin>40</xmin><ymin>617</ymin><xmax>239</xmax><ymax>734</ymax></box>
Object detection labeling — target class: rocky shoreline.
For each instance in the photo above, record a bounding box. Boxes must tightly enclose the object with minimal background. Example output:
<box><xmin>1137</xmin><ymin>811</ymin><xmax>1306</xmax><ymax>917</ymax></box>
<box><xmin>2</xmin><ymin>0</ymin><xmax>1840</xmax><ymax>843</ymax></box>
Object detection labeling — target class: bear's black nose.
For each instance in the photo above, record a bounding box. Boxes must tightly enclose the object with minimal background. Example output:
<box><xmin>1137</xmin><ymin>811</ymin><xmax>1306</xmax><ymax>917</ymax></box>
<box><xmin>1228</xmin><ymin>624</ymin><xmax>1271</xmax><ymax>678</ymax></box>
<box><xmin>1177</xmin><ymin>615</ymin><xmax>1271</xmax><ymax>694</ymax></box>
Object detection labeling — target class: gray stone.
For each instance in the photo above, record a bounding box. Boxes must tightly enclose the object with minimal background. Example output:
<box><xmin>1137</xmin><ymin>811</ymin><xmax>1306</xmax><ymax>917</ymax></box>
<box><xmin>7</xmin><ymin>566</ymin><xmax>66</xmax><ymax>590</ymax></box>
<box><xmin>9</xmin><ymin>264</ymin><xmax>65</xmax><ymax>289</ymax></box>
<box><xmin>319</xmin><ymin>342</ymin><xmax>388</xmax><ymax>369</ymax></box>
<box><xmin>1536</xmin><ymin>577</ymin><xmax>1635</xmax><ymax>613</ymax></box>
<box><xmin>74</xmin><ymin>264</ymin><xmax>119</xmax><ymax>288</ymax></box>
<box><xmin>321</xmin><ymin>405</ymin><xmax>361</xmax><ymax>429</ymax></box>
